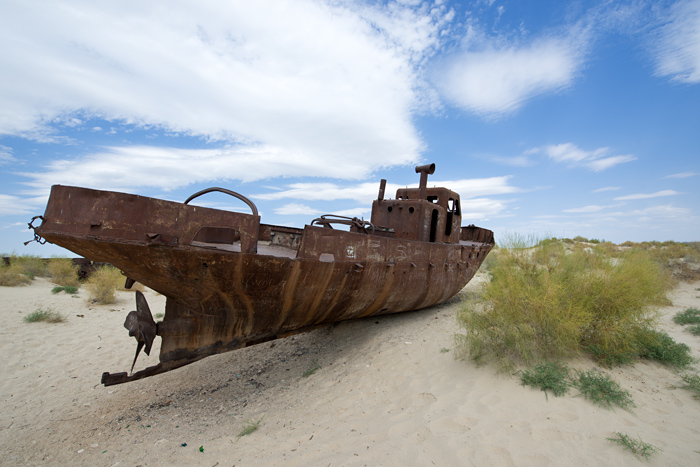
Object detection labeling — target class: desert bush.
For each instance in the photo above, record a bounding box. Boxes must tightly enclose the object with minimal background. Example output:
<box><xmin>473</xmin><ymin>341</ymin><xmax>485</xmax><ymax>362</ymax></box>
<box><xmin>47</xmin><ymin>258</ymin><xmax>80</xmax><ymax>287</ymax></box>
<box><xmin>607</xmin><ymin>432</ymin><xmax>661</xmax><ymax>459</ymax></box>
<box><xmin>636</xmin><ymin>329</ymin><xmax>694</xmax><ymax>368</ymax></box>
<box><xmin>572</xmin><ymin>369</ymin><xmax>635</xmax><ymax>410</ymax></box>
<box><xmin>519</xmin><ymin>362</ymin><xmax>570</xmax><ymax>399</ymax></box>
<box><xmin>0</xmin><ymin>253</ymin><xmax>49</xmax><ymax>286</ymax></box>
<box><xmin>12</xmin><ymin>254</ymin><xmax>48</xmax><ymax>279</ymax></box>
<box><xmin>85</xmin><ymin>265</ymin><xmax>124</xmax><ymax>304</ymax></box>
<box><xmin>679</xmin><ymin>373</ymin><xmax>700</xmax><ymax>400</ymax></box>
<box><xmin>456</xmin><ymin>235</ymin><xmax>672</xmax><ymax>371</ymax></box>
<box><xmin>673</xmin><ymin>307</ymin><xmax>700</xmax><ymax>325</ymax></box>
<box><xmin>237</xmin><ymin>417</ymin><xmax>263</xmax><ymax>439</ymax></box>
<box><xmin>24</xmin><ymin>307</ymin><xmax>66</xmax><ymax>323</ymax></box>
<box><xmin>0</xmin><ymin>261</ymin><xmax>33</xmax><ymax>286</ymax></box>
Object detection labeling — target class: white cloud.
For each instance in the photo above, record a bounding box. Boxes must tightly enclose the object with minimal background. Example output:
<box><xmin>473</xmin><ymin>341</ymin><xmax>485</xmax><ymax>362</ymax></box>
<box><xmin>18</xmin><ymin>144</ymin><xmax>403</xmax><ymax>195</ymax></box>
<box><xmin>0</xmin><ymin>194</ymin><xmax>32</xmax><ymax>216</ymax></box>
<box><xmin>592</xmin><ymin>186</ymin><xmax>621</xmax><ymax>193</ymax></box>
<box><xmin>665</xmin><ymin>172</ymin><xmax>698</xmax><ymax>179</ymax></box>
<box><xmin>273</xmin><ymin>203</ymin><xmax>369</xmax><ymax>219</ymax></box>
<box><xmin>0</xmin><ymin>145</ymin><xmax>15</xmax><ymax>164</ymax></box>
<box><xmin>0</xmin><ymin>0</ymin><xmax>454</xmax><ymax>170</ymax></box>
<box><xmin>563</xmin><ymin>205</ymin><xmax>608</xmax><ymax>213</ymax></box>
<box><xmin>253</xmin><ymin>175</ymin><xmax>520</xmax><ymax>204</ymax></box>
<box><xmin>274</xmin><ymin>203</ymin><xmax>321</xmax><ymax>216</ymax></box>
<box><xmin>433</xmin><ymin>32</ymin><xmax>587</xmax><ymax>116</ymax></box>
<box><xmin>488</xmin><ymin>155</ymin><xmax>535</xmax><ymax>167</ymax></box>
<box><xmin>529</xmin><ymin>143</ymin><xmax>636</xmax><ymax>171</ymax></box>
<box><xmin>614</xmin><ymin>190</ymin><xmax>680</xmax><ymax>201</ymax></box>
<box><xmin>652</xmin><ymin>0</ymin><xmax>700</xmax><ymax>83</ymax></box>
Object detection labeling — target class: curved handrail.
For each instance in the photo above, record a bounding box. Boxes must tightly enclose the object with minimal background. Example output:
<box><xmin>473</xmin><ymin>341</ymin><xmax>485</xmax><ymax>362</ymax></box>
<box><xmin>310</xmin><ymin>215</ymin><xmax>376</xmax><ymax>234</ymax></box>
<box><xmin>184</xmin><ymin>187</ymin><xmax>259</xmax><ymax>217</ymax></box>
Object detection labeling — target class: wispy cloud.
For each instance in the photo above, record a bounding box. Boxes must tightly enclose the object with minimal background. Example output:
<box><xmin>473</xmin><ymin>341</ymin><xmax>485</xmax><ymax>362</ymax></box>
<box><xmin>563</xmin><ymin>204</ymin><xmax>619</xmax><ymax>213</ymax></box>
<box><xmin>665</xmin><ymin>172</ymin><xmax>698</xmax><ymax>179</ymax></box>
<box><xmin>488</xmin><ymin>155</ymin><xmax>535</xmax><ymax>167</ymax></box>
<box><xmin>273</xmin><ymin>203</ymin><xmax>368</xmax><ymax>218</ymax></box>
<box><xmin>253</xmin><ymin>176</ymin><xmax>520</xmax><ymax>204</ymax></box>
<box><xmin>0</xmin><ymin>145</ymin><xmax>15</xmax><ymax>164</ymax></box>
<box><xmin>651</xmin><ymin>0</ymin><xmax>700</xmax><ymax>83</ymax></box>
<box><xmin>592</xmin><ymin>186</ymin><xmax>621</xmax><ymax>193</ymax></box>
<box><xmin>0</xmin><ymin>0</ymin><xmax>455</xmax><ymax>170</ymax></box>
<box><xmin>0</xmin><ymin>194</ymin><xmax>32</xmax><ymax>216</ymax></box>
<box><xmin>18</xmin><ymin>145</ymin><xmax>401</xmax><ymax>195</ymax></box>
<box><xmin>432</xmin><ymin>26</ymin><xmax>589</xmax><ymax>117</ymax></box>
<box><xmin>614</xmin><ymin>190</ymin><xmax>680</xmax><ymax>201</ymax></box>
<box><xmin>528</xmin><ymin>143</ymin><xmax>636</xmax><ymax>171</ymax></box>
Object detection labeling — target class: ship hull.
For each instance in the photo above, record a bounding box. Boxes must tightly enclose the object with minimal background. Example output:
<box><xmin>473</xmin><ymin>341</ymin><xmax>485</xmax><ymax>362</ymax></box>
<box><xmin>35</xmin><ymin>185</ymin><xmax>493</xmax><ymax>384</ymax></box>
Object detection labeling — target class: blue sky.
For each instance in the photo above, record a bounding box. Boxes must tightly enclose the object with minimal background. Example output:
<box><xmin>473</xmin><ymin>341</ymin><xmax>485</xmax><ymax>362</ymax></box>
<box><xmin>1</xmin><ymin>0</ymin><xmax>698</xmax><ymax>257</ymax></box>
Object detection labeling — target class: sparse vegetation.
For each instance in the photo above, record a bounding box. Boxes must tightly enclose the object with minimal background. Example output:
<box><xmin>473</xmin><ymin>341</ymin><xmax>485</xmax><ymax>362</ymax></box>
<box><xmin>572</xmin><ymin>369</ymin><xmax>635</xmax><ymax>411</ymax></box>
<box><xmin>679</xmin><ymin>373</ymin><xmax>700</xmax><ymax>400</ymax></box>
<box><xmin>607</xmin><ymin>432</ymin><xmax>661</xmax><ymax>459</ymax></box>
<box><xmin>24</xmin><ymin>307</ymin><xmax>66</xmax><ymax>323</ymax></box>
<box><xmin>237</xmin><ymin>417</ymin><xmax>263</xmax><ymax>439</ymax></box>
<box><xmin>439</xmin><ymin>347</ymin><xmax>451</xmax><ymax>353</ymax></box>
<box><xmin>636</xmin><ymin>329</ymin><xmax>694</xmax><ymax>368</ymax></box>
<box><xmin>0</xmin><ymin>254</ymin><xmax>46</xmax><ymax>286</ymax></box>
<box><xmin>519</xmin><ymin>362</ymin><xmax>570</xmax><ymax>399</ymax></box>
<box><xmin>46</xmin><ymin>257</ymin><xmax>80</xmax><ymax>287</ymax></box>
<box><xmin>85</xmin><ymin>265</ymin><xmax>124</xmax><ymax>304</ymax></box>
<box><xmin>303</xmin><ymin>360</ymin><xmax>321</xmax><ymax>377</ymax></box>
<box><xmin>51</xmin><ymin>285</ymin><xmax>79</xmax><ymax>294</ymax></box>
<box><xmin>673</xmin><ymin>307</ymin><xmax>700</xmax><ymax>325</ymax></box>
<box><xmin>456</xmin><ymin>234</ymin><xmax>672</xmax><ymax>372</ymax></box>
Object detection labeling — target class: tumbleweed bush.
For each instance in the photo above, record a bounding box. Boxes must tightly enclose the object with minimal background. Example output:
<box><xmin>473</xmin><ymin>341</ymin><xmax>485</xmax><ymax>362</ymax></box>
<box><xmin>47</xmin><ymin>257</ymin><xmax>80</xmax><ymax>287</ymax></box>
<box><xmin>456</xmin><ymin>235</ymin><xmax>672</xmax><ymax>372</ymax></box>
<box><xmin>85</xmin><ymin>265</ymin><xmax>124</xmax><ymax>304</ymax></box>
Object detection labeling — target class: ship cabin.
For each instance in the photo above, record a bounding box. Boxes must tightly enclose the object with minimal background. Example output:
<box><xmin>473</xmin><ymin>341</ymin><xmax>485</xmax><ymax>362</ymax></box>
<box><xmin>369</xmin><ymin>163</ymin><xmax>462</xmax><ymax>244</ymax></box>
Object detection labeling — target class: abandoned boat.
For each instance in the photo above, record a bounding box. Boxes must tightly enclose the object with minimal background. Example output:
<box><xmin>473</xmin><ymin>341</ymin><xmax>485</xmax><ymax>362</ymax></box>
<box><xmin>29</xmin><ymin>163</ymin><xmax>494</xmax><ymax>385</ymax></box>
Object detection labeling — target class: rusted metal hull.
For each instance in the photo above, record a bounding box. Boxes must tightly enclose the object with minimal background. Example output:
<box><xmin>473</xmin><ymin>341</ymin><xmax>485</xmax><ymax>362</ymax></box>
<box><xmin>35</xmin><ymin>179</ymin><xmax>493</xmax><ymax>385</ymax></box>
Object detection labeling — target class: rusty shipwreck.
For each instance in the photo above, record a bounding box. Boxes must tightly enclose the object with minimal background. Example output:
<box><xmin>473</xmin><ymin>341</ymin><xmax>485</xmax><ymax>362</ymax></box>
<box><xmin>30</xmin><ymin>163</ymin><xmax>494</xmax><ymax>385</ymax></box>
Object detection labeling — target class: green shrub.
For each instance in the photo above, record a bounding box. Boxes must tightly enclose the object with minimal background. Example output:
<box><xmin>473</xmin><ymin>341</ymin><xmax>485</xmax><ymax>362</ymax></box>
<box><xmin>636</xmin><ymin>329</ymin><xmax>694</xmax><ymax>368</ymax></box>
<box><xmin>303</xmin><ymin>360</ymin><xmax>321</xmax><ymax>377</ymax></box>
<box><xmin>24</xmin><ymin>307</ymin><xmax>66</xmax><ymax>323</ymax></box>
<box><xmin>687</xmin><ymin>325</ymin><xmax>700</xmax><ymax>336</ymax></box>
<box><xmin>12</xmin><ymin>254</ymin><xmax>48</xmax><ymax>279</ymax></box>
<box><xmin>237</xmin><ymin>417</ymin><xmax>263</xmax><ymax>439</ymax></box>
<box><xmin>0</xmin><ymin>261</ymin><xmax>33</xmax><ymax>286</ymax></box>
<box><xmin>607</xmin><ymin>432</ymin><xmax>661</xmax><ymax>459</ymax></box>
<box><xmin>51</xmin><ymin>285</ymin><xmax>79</xmax><ymax>294</ymax></box>
<box><xmin>85</xmin><ymin>265</ymin><xmax>124</xmax><ymax>304</ymax></box>
<box><xmin>455</xmin><ymin>236</ymin><xmax>671</xmax><ymax>371</ymax></box>
<box><xmin>572</xmin><ymin>369</ymin><xmax>635</xmax><ymax>410</ymax></box>
<box><xmin>519</xmin><ymin>362</ymin><xmax>570</xmax><ymax>399</ymax></box>
<box><xmin>673</xmin><ymin>307</ymin><xmax>700</xmax><ymax>325</ymax></box>
<box><xmin>679</xmin><ymin>373</ymin><xmax>700</xmax><ymax>400</ymax></box>
<box><xmin>47</xmin><ymin>258</ymin><xmax>80</xmax><ymax>287</ymax></box>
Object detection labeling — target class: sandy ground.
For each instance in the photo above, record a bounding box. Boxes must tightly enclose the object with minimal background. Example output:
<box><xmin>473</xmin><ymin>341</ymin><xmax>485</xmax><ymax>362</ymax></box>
<box><xmin>1</xmin><ymin>275</ymin><xmax>699</xmax><ymax>466</ymax></box>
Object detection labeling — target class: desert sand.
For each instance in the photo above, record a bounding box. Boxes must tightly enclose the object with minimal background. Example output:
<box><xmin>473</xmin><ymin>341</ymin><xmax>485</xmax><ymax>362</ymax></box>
<box><xmin>1</xmin><ymin>275</ymin><xmax>699</xmax><ymax>466</ymax></box>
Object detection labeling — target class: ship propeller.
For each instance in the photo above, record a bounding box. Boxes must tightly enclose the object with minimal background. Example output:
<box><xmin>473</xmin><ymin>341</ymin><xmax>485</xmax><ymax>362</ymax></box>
<box><xmin>123</xmin><ymin>290</ymin><xmax>158</xmax><ymax>373</ymax></box>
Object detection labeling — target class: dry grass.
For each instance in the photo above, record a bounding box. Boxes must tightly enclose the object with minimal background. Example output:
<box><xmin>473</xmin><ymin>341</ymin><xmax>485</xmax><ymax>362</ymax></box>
<box><xmin>24</xmin><ymin>307</ymin><xmax>66</xmax><ymax>323</ymax></box>
<box><xmin>85</xmin><ymin>265</ymin><xmax>125</xmax><ymax>304</ymax></box>
<box><xmin>0</xmin><ymin>254</ymin><xmax>47</xmax><ymax>286</ymax></box>
<box><xmin>46</xmin><ymin>257</ymin><xmax>80</xmax><ymax>287</ymax></box>
<box><xmin>456</xmin><ymin>235</ymin><xmax>673</xmax><ymax>372</ymax></box>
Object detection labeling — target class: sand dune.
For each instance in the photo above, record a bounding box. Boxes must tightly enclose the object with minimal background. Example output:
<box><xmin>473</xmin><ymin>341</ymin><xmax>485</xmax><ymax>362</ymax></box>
<box><xmin>1</xmin><ymin>276</ymin><xmax>699</xmax><ymax>466</ymax></box>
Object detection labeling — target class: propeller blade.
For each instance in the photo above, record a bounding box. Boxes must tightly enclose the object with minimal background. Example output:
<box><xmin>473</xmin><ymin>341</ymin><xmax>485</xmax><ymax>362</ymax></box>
<box><xmin>123</xmin><ymin>291</ymin><xmax>158</xmax><ymax>373</ymax></box>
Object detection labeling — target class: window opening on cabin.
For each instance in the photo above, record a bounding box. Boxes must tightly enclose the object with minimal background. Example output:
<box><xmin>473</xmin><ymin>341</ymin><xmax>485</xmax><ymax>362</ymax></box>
<box><xmin>430</xmin><ymin>209</ymin><xmax>438</xmax><ymax>242</ymax></box>
<box><xmin>427</xmin><ymin>195</ymin><xmax>438</xmax><ymax>204</ymax></box>
<box><xmin>445</xmin><ymin>198</ymin><xmax>460</xmax><ymax>237</ymax></box>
